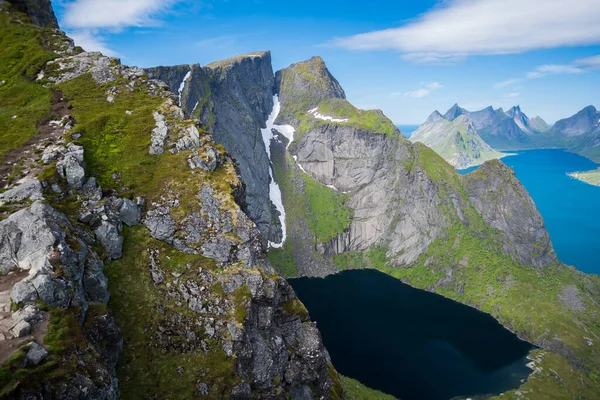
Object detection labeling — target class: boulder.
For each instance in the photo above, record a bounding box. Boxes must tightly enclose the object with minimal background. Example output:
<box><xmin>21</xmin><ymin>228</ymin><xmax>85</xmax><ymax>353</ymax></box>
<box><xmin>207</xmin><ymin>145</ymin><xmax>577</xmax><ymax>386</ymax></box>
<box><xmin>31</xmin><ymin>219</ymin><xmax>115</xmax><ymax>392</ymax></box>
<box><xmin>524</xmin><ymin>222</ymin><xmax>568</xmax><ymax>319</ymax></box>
<box><xmin>11</xmin><ymin>320</ymin><xmax>31</xmax><ymax>337</ymax></box>
<box><xmin>57</xmin><ymin>144</ymin><xmax>85</xmax><ymax>189</ymax></box>
<box><xmin>0</xmin><ymin>179</ymin><xmax>43</xmax><ymax>203</ymax></box>
<box><xmin>32</xmin><ymin>274</ymin><xmax>55</xmax><ymax>305</ymax></box>
<box><xmin>119</xmin><ymin>198</ymin><xmax>141</xmax><ymax>227</ymax></box>
<box><xmin>25</xmin><ymin>342</ymin><xmax>48</xmax><ymax>366</ymax></box>
<box><xmin>94</xmin><ymin>221</ymin><xmax>123</xmax><ymax>259</ymax></box>
<box><xmin>11</xmin><ymin>281</ymin><xmax>38</xmax><ymax>304</ymax></box>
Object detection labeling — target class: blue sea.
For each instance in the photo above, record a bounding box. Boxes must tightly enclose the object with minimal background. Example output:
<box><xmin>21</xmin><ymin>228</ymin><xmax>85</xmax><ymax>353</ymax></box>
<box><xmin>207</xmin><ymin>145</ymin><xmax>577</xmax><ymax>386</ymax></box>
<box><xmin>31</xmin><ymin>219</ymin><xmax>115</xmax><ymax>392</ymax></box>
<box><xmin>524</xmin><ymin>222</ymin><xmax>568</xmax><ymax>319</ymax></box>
<box><xmin>397</xmin><ymin>124</ymin><xmax>419</xmax><ymax>138</ymax></box>
<box><xmin>461</xmin><ymin>150</ymin><xmax>600</xmax><ymax>275</ymax></box>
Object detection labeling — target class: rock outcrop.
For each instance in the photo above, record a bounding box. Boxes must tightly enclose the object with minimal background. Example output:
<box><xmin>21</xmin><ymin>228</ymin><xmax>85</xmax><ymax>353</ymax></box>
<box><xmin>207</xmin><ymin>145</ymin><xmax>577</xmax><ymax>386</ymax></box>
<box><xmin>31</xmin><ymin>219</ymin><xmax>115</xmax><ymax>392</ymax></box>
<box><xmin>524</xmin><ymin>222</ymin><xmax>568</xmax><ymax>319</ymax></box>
<box><xmin>4</xmin><ymin>0</ymin><xmax>57</xmax><ymax>27</ymax></box>
<box><xmin>146</xmin><ymin>53</ymin><xmax>283</xmax><ymax>246</ymax></box>
<box><xmin>271</xmin><ymin>57</ymin><xmax>557</xmax><ymax>276</ymax></box>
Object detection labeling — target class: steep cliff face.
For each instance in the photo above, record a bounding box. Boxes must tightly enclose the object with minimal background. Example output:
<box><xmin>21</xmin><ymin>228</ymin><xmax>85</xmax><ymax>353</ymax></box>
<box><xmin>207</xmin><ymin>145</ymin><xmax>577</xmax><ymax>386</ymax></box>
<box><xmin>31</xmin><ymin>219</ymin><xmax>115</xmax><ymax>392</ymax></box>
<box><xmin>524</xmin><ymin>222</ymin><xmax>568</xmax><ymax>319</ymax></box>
<box><xmin>0</xmin><ymin>5</ymin><xmax>338</xmax><ymax>399</ymax></box>
<box><xmin>5</xmin><ymin>0</ymin><xmax>57</xmax><ymax>27</ymax></box>
<box><xmin>146</xmin><ymin>53</ymin><xmax>283</xmax><ymax>246</ymax></box>
<box><xmin>272</xmin><ymin>57</ymin><xmax>556</xmax><ymax>276</ymax></box>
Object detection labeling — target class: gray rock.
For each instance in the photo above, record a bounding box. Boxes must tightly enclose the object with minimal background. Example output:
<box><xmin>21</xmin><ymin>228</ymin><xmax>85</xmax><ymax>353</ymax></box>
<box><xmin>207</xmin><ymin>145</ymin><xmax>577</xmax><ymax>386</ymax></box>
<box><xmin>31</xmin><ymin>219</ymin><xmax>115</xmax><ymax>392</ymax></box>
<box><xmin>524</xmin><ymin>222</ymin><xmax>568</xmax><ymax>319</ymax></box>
<box><xmin>144</xmin><ymin>207</ymin><xmax>176</xmax><ymax>243</ymax></box>
<box><xmin>11</xmin><ymin>320</ymin><xmax>31</xmax><ymax>337</ymax></box>
<box><xmin>84</xmin><ymin>258</ymin><xmax>109</xmax><ymax>303</ymax></box>
<box><xmin>0</xmin><ymin>179</ymin><xmax>43</xmax><ymax>203</ymax></box>
<box><xmin>25</xmin><ymin>342</ymin><xmax>49</xmax><ymax>366</ymax></box>
<box><xmin>118</xmin><ymin>198</ymin><xmax>141</xmax><ymax>226</ymax></box>
<box><xmin>196</xmin><ymin>382</ymin><xmax>209</xmax><ymax>396</ymax></box>
<box><xmin>150</xmin><ymin>112</ymin><xmax>168</xmax><ymax>155</ymax></box>
<box><xmin>32</xmin><ymin>274</ymin><xmax>55</xmax><ymax>305</ymax></box>
<box><xmin>231</xmin><ymin>383</ymin><xmax>251</xmax><ymax>399</ymax></box>
<box><xmin>7</xmin><ymin>0</ymin><xmax>58</xmax><ymax>28</ymax></box>
<box><xmin>11</xmin><ymin>281</ymin><xmax>38</xmax><ymax>304</ymax></box>
<box><xmin>56</xmin><ymin>144</ymin><xmax>85</xmax><ymax>189</ymax></box>
<box><xmin>94</xmin><ymin>221</ymin><xmax>123</xmax><ymax>259</ymax></box>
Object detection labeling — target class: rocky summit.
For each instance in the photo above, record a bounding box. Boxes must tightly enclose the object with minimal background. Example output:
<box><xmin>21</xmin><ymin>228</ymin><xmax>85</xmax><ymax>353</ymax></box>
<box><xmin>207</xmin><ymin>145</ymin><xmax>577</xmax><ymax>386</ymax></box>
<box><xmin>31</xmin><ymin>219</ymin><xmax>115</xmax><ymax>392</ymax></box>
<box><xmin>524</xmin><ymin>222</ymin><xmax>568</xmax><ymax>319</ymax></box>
<box><xmin>0</xmin><ymin>1</ymin><xmax>599</xmax><ymax>399</ymax></box>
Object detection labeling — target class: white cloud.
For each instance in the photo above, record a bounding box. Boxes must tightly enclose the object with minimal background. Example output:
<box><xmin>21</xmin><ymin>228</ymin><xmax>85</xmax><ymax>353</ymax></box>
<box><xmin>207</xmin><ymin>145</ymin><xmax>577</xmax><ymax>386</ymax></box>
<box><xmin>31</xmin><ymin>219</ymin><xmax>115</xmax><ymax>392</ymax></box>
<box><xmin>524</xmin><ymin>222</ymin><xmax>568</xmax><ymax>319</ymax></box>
<box><xmin>68</xmin><ymin>30</ymin><xmax>120</xmax><ymax>57</ymax></box>
<box><xmin>331</xmin><ymin>0</ymin><xmax>600</xmax><ymax>62</ymax></box>
<box><xmin>400</xmin><ymin>82</ymin><xmax>442</xmax><ymax>98</ymax></box>
<box><xmin>494</xmin><ymin>78</ymin><xmax>522</xmax><ymax>89</ymax></box>
<box><xmin>575</xmin><ymin>55</ymin><xmax>600</xmax><ymax>69</ymax></box>
<box><xmin>62</xmin><ymin>0</ymin><xmax>182</xmax><ymax>30</ymax></box>
<box><xmin>505</xmin><ymin>92</ymin><xmax>520</xmax><ymax>98</ymax></box>
<box><xmin>526</xmin><ymin>64</ymin><xmax>584</xmax><ymax>78</ymax></box>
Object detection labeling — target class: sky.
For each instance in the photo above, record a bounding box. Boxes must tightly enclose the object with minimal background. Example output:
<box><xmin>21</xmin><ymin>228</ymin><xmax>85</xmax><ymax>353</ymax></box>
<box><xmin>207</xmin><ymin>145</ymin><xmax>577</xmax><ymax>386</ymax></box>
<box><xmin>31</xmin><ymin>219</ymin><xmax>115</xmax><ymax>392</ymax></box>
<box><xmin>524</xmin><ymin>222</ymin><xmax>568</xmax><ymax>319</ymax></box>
<box><xmin>50</xmin><ymin>0</ymin><xmax>600</xmax><ymax>125</ymax></box>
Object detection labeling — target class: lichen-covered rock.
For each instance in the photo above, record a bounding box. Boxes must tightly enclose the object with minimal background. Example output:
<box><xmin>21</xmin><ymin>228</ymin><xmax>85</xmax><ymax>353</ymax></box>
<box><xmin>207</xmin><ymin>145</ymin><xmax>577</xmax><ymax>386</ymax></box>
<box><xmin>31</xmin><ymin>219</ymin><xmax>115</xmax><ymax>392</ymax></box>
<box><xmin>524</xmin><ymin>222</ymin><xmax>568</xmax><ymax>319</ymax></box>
<box><xmin>0</xmin><ymin>179</ymin><xmax>43</xmax><ymax>203</ymax></box>
<box><xmin>94</xmin><ymin>221</ymin><xmax>123</xmax><ymax>260</ymax></box>
<box><xmin>6</xmin><ymin>0</ymin><xmax>57</xmax><ymax>27</ymax></box>
<box><xmin>56</xmin><ymin>143</ymin><xmax>86</xmax><ymax>189</ymax></box>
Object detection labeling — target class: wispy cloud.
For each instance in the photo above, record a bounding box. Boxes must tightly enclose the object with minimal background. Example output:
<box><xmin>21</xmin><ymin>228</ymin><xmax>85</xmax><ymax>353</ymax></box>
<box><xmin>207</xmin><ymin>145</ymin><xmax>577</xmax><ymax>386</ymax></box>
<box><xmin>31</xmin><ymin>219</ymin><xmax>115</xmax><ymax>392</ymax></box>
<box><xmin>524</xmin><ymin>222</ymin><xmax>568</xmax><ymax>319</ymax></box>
<box><xmin>526</xmin><ymin>64</ymin><xmax>584</xmax><ymax>79</ymax></box>
<box><xmin>330</xmin><ymin>0</ymin><xmax>600</xmax><ymax>63</ymax></box>
<box><xmin>394</xmin><ymin>82</ymin><xmax>442</xmax><ymax>98</ymax></box>
<box><xmin>67</xmin><ymin>29</ymin><xmax>120</xmax><ymax>57</ymax></box>
<box><xmin>495</xmin><ymin>54</ymin><xmax>599</xmax><ymax>89</ymax></box>
<box><xmin>505</xmin><ymin>92</ymin><xmax>520</xmax><ymax>98</ymax></box>
<box><xmin>60</xmin><ymin>0</ymin><xmax>185</xmax><ymax>56</ymax></box>
<box><xmin>62</xmin><ymin>0</ymin><xmax>183</xmax><ymax>30</ymax></box>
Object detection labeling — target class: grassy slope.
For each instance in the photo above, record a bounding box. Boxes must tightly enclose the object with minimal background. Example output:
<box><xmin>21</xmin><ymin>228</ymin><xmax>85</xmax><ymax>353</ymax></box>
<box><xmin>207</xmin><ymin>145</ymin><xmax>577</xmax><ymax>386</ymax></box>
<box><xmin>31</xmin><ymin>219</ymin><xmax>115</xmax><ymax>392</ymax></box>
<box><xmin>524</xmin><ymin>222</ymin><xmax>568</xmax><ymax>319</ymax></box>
<box><xmin>569</xmin><ymin>168</ymin><xmax>600</xmax><ymax>187</ymax></box>
<box><xmin>0</xmin><ymin>11</ymin><xmax>55</xmax><ymax>162</ymax></box>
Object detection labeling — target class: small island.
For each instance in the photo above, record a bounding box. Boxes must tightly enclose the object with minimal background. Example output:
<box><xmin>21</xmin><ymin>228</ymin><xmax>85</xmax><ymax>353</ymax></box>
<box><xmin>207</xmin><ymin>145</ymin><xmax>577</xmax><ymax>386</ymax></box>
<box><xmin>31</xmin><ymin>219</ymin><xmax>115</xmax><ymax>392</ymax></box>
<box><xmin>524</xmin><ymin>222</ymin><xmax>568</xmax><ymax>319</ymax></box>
<box><xmin>569</xmin><ymin>168</ymin><xmax>600</xmax><ymax>187</ymax></box>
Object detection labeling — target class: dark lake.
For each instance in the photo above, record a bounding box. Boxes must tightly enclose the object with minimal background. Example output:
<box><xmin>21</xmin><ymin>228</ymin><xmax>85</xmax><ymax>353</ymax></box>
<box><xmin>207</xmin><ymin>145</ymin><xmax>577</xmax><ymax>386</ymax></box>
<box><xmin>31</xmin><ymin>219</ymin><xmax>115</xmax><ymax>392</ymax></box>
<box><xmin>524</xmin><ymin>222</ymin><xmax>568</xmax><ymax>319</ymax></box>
<box><xmin>290</xmin><ymin>269</ymin><xmax>534</xmax><ymax>400</ymax></box>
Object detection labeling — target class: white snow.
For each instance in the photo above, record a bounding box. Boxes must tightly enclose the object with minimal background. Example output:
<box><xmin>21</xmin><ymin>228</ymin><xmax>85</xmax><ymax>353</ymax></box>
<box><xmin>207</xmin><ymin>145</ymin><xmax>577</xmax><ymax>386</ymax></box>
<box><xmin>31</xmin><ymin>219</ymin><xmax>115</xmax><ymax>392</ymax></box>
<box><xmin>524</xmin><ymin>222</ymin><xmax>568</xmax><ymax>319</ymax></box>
<box><xmin>192</xmin><ymin>100</ymin><xmax>200</xmax><ymax>113</ymax></box>
<box><xmin>326</xmin><ymin>185</ymin><xmax>338</xmax><ymax>191</ymax></box>
<box><xmin>261</xmin><ymin>95</ymin><xmax>291</xmax><ymax>248</ymax></box>
<box><xmin>308</xmin><ymin>107</ymin><xmax>350</xmax><ymax>123</ymax></box>
<box><xmin>178</xmin><ymin>70</ymin><xmax>192</xmax><ymax>107</ymax></box>
<box><xmin>293</xmin><ymin>156</ymin><xmax>308</xmax><ymax>174</ymax></box>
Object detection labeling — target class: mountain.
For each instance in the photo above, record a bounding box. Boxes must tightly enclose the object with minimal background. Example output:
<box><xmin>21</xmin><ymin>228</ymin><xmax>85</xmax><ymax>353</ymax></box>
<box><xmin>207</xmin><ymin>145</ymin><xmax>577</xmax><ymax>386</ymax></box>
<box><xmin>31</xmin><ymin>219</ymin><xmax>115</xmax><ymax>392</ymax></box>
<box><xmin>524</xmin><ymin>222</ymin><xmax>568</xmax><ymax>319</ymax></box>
<box><xmin>505</xmin><ymin>105</ymin><xmax>549</xmax><ymax>134</ymax></box>
<box><xmin>1</xmin><ymin>1</ymin><xmax>599</xmax><ymax>399</ymax></box>
<box><xmin>552</xmin><ymin>105</ymin><xmax>600</xmax><ymax>137</ymax></box>
<box><xmin>410</xmin><ymin>110</ymin><xmax>505</xmax><ymax>169</ymax></box>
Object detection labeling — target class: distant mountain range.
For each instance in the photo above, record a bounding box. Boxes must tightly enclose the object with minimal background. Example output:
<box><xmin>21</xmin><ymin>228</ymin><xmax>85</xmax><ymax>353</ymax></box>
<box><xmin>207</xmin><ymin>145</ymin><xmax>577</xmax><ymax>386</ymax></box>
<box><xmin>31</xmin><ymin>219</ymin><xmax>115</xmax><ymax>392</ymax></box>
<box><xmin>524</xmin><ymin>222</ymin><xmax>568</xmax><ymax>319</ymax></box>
<box><xmin>410</xmin><ymin>110</ymin><xmax>504</xmax><ymax>169</ymax></box>
<box><xmin>411</xmin><ymin>104</ymin><xmax>600</xmax><ymax>168</ymax></box>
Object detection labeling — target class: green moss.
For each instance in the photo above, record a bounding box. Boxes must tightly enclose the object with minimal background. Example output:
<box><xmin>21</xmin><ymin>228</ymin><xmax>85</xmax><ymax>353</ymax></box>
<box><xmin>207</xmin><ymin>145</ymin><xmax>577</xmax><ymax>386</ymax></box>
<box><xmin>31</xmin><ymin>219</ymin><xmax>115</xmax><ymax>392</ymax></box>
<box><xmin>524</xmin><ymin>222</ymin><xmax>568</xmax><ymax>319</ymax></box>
<box><xmin>0</xmin><ymin>12</ymin><xmax>55</xmax><ymax>162</ymax></box>
<box><xmin>314</xmin><ymin>98</ymin><xmax>399</xmax><ymax>137</ymax></box>
<box><xmin>267</xmin><ymin>242</ymin><xmax>298</xmax><ymax>278</ymax></box>
<box><xmin>340</xmin><ymin>375</ymin><xmax>397</xmax><ymax>400</ymax></box>
<box><xmin>333</xmin><ymin>247</ymin><xmax>388</xmax><ymax>271</ymax></box>
<box><xmin>281</xmin><ymin>298</ymin><xmax>309</xmax><ymax>319</ymax></box>
<box><xmin>57</xmin><ymin>74</ymin><xmax>163</xmax><ymax>194</ymax></box>
<box><xmin>302</xmin><ymin>173</ymin><xmax>352</xmax><ymax>243</ymax></box>
<box><xmin>105</xmin><ymin>226</ymin><xmax>239</xmax><ymax>399</ymax></box>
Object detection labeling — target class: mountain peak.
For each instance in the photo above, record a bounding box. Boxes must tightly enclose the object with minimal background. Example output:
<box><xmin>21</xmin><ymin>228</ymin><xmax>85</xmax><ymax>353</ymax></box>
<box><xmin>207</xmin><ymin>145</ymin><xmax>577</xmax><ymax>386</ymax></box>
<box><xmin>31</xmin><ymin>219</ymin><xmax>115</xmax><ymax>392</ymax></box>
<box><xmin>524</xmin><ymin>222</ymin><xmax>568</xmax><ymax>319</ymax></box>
<box><xmin>443</xmin><ymin>103</ymin><xmax>464</xmax><ymax>121</ymax></box>
<box><xmin>205</xmin><ymin>51</ymin><xmax>271</xmax><ymax>70</ymax></box>
<box><xmin>275</xmin><ymin>56</ymin><xmax>346</xmax><ymax>124</ymax></box>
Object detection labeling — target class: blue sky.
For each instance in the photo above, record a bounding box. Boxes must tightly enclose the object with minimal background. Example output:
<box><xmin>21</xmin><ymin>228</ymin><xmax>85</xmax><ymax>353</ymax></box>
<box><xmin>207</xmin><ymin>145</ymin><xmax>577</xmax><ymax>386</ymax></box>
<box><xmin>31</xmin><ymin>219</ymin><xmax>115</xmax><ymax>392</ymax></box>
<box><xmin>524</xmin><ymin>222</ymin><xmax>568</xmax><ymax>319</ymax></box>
<box><xmin>51</xmin><ymin>0</ymin><xmax>599</xmax><ymax>125</ymax></box>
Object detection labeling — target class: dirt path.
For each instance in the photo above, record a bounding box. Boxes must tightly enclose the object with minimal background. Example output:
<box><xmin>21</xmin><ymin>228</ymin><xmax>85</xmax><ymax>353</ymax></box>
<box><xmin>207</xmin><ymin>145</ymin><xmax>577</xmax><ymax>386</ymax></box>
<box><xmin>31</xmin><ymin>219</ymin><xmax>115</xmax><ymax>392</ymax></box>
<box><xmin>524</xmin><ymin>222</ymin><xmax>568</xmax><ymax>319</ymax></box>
<box><xmin>0</xmin><ymin>90</ymin><xmax>71</xmax><ymax>187</ymax></box>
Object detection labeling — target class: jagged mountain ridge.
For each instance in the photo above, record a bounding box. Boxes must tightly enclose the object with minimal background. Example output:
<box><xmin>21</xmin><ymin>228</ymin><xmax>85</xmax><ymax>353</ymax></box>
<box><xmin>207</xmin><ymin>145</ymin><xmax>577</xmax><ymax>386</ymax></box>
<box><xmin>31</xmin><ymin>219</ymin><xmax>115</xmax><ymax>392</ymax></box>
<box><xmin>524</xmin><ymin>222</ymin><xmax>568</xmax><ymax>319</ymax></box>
<box><xmin>0</xmin><ymin>2</ymin><xmax>345</xmax><ymax>399</ymax></box>
<box><xmin>410</xmin><ymin>111</ymin><xmax>505</xmax><ymax>169</ymax></box>
<box><xmin>1</xmin><ymin>0</ymin><xmax>599</xmax><ymax>398</ymax></box>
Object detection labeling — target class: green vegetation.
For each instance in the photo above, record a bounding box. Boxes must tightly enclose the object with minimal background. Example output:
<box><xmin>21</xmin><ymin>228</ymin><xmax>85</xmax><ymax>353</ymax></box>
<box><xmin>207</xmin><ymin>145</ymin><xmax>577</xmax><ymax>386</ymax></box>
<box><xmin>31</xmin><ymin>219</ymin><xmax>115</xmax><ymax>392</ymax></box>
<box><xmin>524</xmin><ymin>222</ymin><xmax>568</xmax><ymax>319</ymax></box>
<box><xmin>312</xmin><ymin>98</ymin><xmax>399</xmax><ymax>137</ymax></box>
<box><xmin>267</xmin><ymin>241</ymin><xmax>298</xmax><ymax>278</ymax></box>
<box><xmin>0</xmin><ymin>11</ymin><xmax>55</xmax><ymax>162</ymax></box>
<box><xmin>569</xmin><ymin>168</ymin><xmax>600</xmax><ymax>187</ymax></box>
<box><xmin>57</xmin><ymin>74</ymin><xmax>163</xmax><ymax>193</ymax></box>
<box><xmin>281</xmin><ymin>297</ymin><xmax>309</xmax><ymax>318</ymax></box>
<box><xmin>333</xmin><ymin>247</ymin><xmax>388</xmax><ymax>271</ymax></box>
<box><xmin>302</xmin><ymin>172</ymin><xmax>352</xmax><ymax>243</ymax></box>
<box><xmin>341</xmin><ymin>375</ymin><xmax>397</xmax><ymax>400</ymax></box>
<box><xmin>105</xmin><ymin>226</ymin><xmax>241</xmax><ymax>399</ymax></box>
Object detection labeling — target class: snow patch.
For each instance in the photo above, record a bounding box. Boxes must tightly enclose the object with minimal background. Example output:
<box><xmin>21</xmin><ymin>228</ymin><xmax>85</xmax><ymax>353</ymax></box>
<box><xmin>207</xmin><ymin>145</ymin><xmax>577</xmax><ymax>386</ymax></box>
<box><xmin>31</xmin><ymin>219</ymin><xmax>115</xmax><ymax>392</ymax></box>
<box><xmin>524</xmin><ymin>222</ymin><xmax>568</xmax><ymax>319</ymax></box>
<box><xmin>308</xmin><ymin>107</ymin><xmax>350</xmax><ymax>123</ymax></box>
<box><xmin>193</xmin><ymin>100</ymin><xmax>200</xmax><ymax>113</ymax></box>
<box><xmin>261</xmin><ymin>95</ymin><xmax>290</xmax><ymax>248</ymax></box>
<box><xmin>326</xmin><ymin>184</ymin><xmax>338</xmax><ymax>191</ymax></box>
<box><xmin>178</xmin><ymin>70</ymin><xmax>192</xmax><ymax>107</ymax></box>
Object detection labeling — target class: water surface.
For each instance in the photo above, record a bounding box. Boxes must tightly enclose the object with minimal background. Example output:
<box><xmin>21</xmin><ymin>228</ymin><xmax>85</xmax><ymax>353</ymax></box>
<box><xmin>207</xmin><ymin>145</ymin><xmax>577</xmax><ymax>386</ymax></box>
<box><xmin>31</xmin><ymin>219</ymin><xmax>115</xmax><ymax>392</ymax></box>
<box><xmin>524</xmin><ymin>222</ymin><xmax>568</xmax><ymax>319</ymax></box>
<box><xmin>460</xmin><ymin>150</ymin><xmax>600</xmax><ymax>274</ymax></box>
<box><xmin>290</xmin><ymin>269</ymin><xmax>534</xmax><ymax>400</ymax></box>
<box><xmin>397</xmin><ymin>124</ymin><xmax>419</xmax><ymax>138</ymax></box>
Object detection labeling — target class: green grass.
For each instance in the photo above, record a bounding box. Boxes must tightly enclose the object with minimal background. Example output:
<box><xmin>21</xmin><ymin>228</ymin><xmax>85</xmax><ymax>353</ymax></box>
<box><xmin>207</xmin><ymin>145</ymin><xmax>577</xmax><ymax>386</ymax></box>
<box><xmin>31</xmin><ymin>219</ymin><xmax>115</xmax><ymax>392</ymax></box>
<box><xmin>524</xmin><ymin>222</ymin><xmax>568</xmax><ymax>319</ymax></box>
<box><xmin>0</xmin><ymin>12</ymin><xmax>55</xmax><ymax>162</ymax></box>
<box><xmin>105</xmin><ymin>226</ymin><xmax>242</xmax><ymax>399</ymax></box>
<box><xmin>57</xmin><ymin>74</ymin><xmax>163</xmax><ymax>193</ymax></box>
<box><xmin>302</xmin><ymin>172</ymin><xmax>352</xmax><ymax>243</ymax></box>
<box><xmin>267</xmin><ymin>242</ymin><xmax>298</xmax><ymax>278</ymax></box>
<box><xmin>341</xmin><ymin>375</ymin><xmax>398</xmax><ymax>400</ymax></box>
<box><xmin>568</xmin><ymin>168</ymin><xmax>600</xmax><ymax>187</ymax></box>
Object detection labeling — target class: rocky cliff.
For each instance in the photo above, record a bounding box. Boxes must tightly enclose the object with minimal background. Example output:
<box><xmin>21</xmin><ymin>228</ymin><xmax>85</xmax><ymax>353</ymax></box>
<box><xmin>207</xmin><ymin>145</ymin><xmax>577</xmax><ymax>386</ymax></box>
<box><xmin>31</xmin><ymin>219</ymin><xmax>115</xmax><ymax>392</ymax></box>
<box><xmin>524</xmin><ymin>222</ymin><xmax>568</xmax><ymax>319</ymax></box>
<box><xmin>4</xmin><ymin>0</ymin><xmax>57</xmax><ymax>27</ymax></box>
<box><xmin>410</xmin><ymin>111</ymin><xmax>504</xmax><ymax>169</ymax></box>
<box><xmin>146</xmin><ymin>53</ymin><xmax>283</xmax><ymax>246</ymax></box>
<box><xmin>272</xmin><ymin>58</ymin><xmax>556</xmax><ymax>275</ymax></box>
<box><xmin>0</xmin><ymin>4</ymin><xmax>340</xmax><ymax>399</ymax></box>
